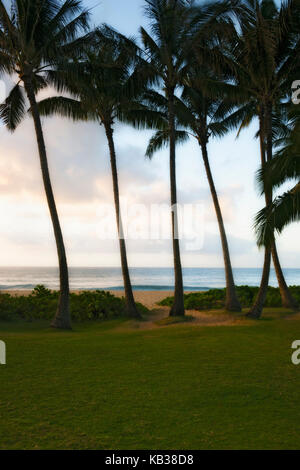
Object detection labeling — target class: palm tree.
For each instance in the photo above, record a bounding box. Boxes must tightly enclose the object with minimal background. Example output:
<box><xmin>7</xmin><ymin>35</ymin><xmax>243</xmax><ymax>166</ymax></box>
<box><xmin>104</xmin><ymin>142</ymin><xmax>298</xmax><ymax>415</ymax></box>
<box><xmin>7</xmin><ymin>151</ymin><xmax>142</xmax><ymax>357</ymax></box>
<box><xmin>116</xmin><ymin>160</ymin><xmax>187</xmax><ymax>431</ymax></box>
<box><xmin>144</xmin><ymin>73</ymin><xmax>242</xmax><ymax>311</ymax></box>
<box><xmin>140</xmin><ymin>0</ymin><xmax>241</xmax><ymax>316</ymax></box>
<box><xmin>220</xmin><ymin>0</ymin><xmax>300</xmax><ymax>317</ymax></box>
<box><xmin>37</xmin><ymin>29</ymin><xmax>163</xmax><ymax>318</ymax></box>
<box><xmin>139</xmin><ymin>0</ymin><xmax>193</xmax><ymax>316</ymax></box>
<box><xmin>0</xmin><ymin>0</ymin><xmax>93</xmax><ymax>329</ymax></box>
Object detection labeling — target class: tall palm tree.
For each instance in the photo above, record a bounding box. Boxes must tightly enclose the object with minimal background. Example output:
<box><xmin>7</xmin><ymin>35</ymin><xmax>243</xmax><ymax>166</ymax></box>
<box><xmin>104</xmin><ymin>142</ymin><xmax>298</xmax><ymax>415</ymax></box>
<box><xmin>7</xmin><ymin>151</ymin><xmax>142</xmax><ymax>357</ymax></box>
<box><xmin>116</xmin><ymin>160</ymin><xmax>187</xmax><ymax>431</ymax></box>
<box><xmin>139</xmin><ymin>0</ymin><xmax>193</xmax><ymax>316</ymax></box>
<box><xmin>140</xmin><ymin>0</ymin><xmax>241</xmax><ymax>316</ymax></box>
<box><xmin>144</xmin><ymin>75</ymin><xmax>242</xmax><ymax>311</ymax></box>
<box><xmin>0</xmin><ymin>0</ymin><xmax>93</xmax><ymax>329</ymax></box>
<box><xmin>220</xmin><ymin>0</ymin><xmax>300</xmax><ymax>317</ymax></box>
<box><xmin>37</xmin><ymin>29</ymin><xmax>163</xmax><ymax>318</ymax></box>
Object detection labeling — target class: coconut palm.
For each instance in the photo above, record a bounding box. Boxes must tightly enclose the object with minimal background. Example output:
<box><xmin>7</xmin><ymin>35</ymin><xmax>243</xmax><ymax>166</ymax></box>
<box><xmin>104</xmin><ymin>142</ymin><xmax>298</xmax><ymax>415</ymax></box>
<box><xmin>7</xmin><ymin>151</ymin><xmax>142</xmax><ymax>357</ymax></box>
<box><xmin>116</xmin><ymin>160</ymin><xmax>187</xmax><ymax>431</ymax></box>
<box><xmin>37</xmin><ymin>29</ymin><xmax>163</xmax><ymax>318</ymax></box>
<box><xmin>219</xmin><ymin>0</ymin><xmax>300</xmax><ymax>317</ymax></box>
<box><xmin>140</xmin><ymin>0</ymin><xmax>243</xmax><ymax>316</ymax></box>
<box><xmin>139</xmin><ymin>0</ymin><xmax>193</xmax><ymax>316</ymax></box>
<box><xmin>144</xmin><ymin>71</ymin><xmax>242</xmax><ymax>311</ymax></box>
<box><xmin>0</xmin><ymin>0</ymin><xmax>94</xmax><ymax>329</ymax></box>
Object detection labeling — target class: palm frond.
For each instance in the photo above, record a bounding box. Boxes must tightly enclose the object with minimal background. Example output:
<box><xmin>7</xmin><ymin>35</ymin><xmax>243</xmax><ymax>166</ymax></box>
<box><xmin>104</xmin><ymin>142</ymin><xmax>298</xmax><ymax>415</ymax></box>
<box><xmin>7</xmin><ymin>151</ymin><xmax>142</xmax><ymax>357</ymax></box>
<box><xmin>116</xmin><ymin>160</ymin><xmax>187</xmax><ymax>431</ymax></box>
<box><xmin>146</xmin><ymin>129</ymin><xmax>189</xmax><ymax>159</ymax></box>
<box><xmin>0</xmin><ymin>83</ymin><xmax>26</xmax><ymax>131</ymax></box>
<box><xmin>117</xmin><ymin>104</ymin><xmax>166</xmax><ymax>130</ymax></box>
<box><xmin>255</xmin><ymin>182</ymin><xmax>300</xmax><ymax>246</ymax></box>
<box><xmin>37</xmin><ymin>96</ymin><xmax>95</xmax><ymax>122</ymax></box>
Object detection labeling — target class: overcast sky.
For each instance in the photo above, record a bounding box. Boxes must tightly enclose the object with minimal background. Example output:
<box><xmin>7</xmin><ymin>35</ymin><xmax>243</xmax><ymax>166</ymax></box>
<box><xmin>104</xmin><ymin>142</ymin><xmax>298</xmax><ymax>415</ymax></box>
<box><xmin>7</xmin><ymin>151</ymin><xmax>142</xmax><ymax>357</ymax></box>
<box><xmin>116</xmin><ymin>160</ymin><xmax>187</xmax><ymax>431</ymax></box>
<box><xmin>0</xmin><ymin>0</ymin><xmax>298</xmax><ymax>268</ymax></box>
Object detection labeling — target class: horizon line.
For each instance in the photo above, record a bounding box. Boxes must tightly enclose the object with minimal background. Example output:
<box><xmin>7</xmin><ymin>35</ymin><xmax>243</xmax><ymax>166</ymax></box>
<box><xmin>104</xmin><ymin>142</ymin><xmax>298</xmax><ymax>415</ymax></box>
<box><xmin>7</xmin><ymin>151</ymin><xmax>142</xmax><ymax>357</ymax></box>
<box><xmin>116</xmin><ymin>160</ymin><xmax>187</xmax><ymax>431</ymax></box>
<box><xmin>0</xmin><ymin>266</ymin><xmax>299</xmax><ymax>270</ymax></box>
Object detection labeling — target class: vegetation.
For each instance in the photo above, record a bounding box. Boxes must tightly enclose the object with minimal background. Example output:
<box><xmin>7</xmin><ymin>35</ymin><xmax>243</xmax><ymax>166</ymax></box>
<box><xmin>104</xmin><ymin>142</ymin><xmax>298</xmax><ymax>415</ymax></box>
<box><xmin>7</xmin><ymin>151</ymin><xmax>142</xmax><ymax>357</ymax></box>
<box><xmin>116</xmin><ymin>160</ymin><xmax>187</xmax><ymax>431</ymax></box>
<box><xmin>0</xmin><ymin>0</ymin><xmax>298</xmax><ymax>325</ymax></box>
<box><xmin>160</xmin><ymin>286</ymin><xmax>300</xmax><ymax>311</ymax></box>
<box><xmin>255</xmin><ymin>108</ymin><xmax>300</xmax><ymax>247</ymax></box>
<box><xmin>37</xmin><ymin>29</ymin><xmax>149</xmax><ymax>319</ymax></box>
<box><xmin>1</xmin><ymin>314</ymin><xmax>300</xmax><ymax>449</ymax></box>
<box><xmin>0</xmin><ymin>0</ymin><xmax>299</xmax><ymax>452</ymax></box>
<box><xmin>137</xmin><ymin>0</ymin><xmax>245</xmax><ymax>317</ymax></box>
<box><xmin>0</xmin><ymin>0</ymin><xmax>95</xmax><ymax>329</ymax></box>
<box><xmin>138</xmin><ymin>0</ymin><xmax>194</xmax><ymax>317</ymax></box>
<box><xmin>219</xmin><ymin>0</ymin><xmax>300</xmax><ymax>317</ymax></box>
<box><xmin>144</xmin><ymin>71</ymin><xmax>243</xmax><ymax>312</ymax></box>
<box><xmin>0</xmin><ymin>286</ymin><xmax>148</xmax><ymax>323</ymax></box>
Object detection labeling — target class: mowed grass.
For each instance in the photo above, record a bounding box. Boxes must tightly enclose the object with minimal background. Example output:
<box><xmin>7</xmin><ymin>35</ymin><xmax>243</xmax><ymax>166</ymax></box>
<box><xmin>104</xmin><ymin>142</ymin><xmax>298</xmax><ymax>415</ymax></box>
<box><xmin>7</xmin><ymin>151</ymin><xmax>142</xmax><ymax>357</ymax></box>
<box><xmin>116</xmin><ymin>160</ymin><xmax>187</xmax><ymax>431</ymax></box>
<box><xmin>1</xmin><ymin>310</ymin><xmax>300</xmax><ymax>450</ymax></box>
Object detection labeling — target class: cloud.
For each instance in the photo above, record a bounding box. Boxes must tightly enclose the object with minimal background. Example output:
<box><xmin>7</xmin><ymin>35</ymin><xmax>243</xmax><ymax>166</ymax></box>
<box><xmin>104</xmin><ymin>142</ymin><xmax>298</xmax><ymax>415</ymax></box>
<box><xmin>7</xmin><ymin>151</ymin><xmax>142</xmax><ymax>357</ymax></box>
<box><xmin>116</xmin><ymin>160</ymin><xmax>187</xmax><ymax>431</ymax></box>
<box><xmin>0</xmin><ymin>77</ymin><xmax>297</xmax><ymax>268</ymax></box>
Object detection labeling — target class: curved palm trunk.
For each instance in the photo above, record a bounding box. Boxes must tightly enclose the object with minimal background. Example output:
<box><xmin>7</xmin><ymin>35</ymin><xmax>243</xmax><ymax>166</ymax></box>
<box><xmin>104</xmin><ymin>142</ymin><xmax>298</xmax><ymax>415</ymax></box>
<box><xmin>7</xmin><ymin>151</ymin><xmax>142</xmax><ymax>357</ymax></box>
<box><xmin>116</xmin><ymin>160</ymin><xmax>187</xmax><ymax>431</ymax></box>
<box><xmin>24</xmin><ymin>78</ymin><xmax>71</xmax><ymax>330</ymax></box>
<box><xmin>261</xmin><ymin>105</ymin><xmax>298</xmax><ymax>311</ymax></box>
<box><xmin>248</xmin><ymin>107</ymin><xmax>271</xmax><ymax>319</ymax></box>
<box><xmin>104</xmin><ymin>123</ymin><xmax>140</xmax><ymax>319</ymax></box>
<box><xmin>168</xmin><ymin>92</ymin><xmax>185</xmax><ymax>317</ymax></box>
<box><xmin>247</xmin><ymin>247</ymin><xmax>272</xmax><ymax>318</ymax></box>
<box><xmin>200</xmin><ymin>142</ymin><xmax>241</xmax><ymax>312</ymax></box>
<box><xmin>272</xmin><ymin>243</ymin><xmax>298</xmax><ymax>310</ymax></box>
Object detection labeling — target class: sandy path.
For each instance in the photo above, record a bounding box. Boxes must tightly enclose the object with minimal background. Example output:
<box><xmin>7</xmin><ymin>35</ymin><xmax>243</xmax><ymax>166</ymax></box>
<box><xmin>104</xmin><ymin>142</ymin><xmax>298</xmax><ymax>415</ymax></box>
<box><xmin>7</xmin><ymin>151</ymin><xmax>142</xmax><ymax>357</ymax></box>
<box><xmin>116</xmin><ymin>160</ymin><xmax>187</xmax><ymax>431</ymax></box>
<box><xmin>109</xmin><ymin>290</ymin><xmax>173</xmax><ymax>309</ymax></box>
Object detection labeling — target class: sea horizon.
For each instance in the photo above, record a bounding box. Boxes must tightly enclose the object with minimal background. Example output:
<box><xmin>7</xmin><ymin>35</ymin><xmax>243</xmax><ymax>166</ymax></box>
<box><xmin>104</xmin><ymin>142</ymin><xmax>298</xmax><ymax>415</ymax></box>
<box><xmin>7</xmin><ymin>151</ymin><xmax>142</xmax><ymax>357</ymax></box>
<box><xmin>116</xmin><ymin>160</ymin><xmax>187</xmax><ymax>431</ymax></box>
<box><xmin>1</xmin><ymin>266</ymin><xmax>300</xmax><ymax>291</ymax></box>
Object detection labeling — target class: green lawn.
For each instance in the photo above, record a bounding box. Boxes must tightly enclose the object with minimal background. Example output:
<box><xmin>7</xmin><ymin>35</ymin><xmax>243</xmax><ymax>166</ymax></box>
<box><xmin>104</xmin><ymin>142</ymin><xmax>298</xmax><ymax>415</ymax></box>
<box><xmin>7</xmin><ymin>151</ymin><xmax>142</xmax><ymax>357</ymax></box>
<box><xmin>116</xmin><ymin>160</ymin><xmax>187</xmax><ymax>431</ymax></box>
<box><xmin>1</xmin><ymin>310</ymin><xmax>300</xmax><ymax>449</ymax></box>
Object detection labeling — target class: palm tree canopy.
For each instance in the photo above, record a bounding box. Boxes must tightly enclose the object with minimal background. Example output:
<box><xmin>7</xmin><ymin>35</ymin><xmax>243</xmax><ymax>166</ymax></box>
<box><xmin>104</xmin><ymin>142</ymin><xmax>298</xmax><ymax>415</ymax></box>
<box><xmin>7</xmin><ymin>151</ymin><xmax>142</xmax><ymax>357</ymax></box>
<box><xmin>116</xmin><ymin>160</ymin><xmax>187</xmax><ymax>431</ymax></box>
<box><xmin>0</xmin><ymin>0</ymin><xmax>94</xmax><ymax>130</ymax></box>
<box><xmin>37</xmin><ymin>27</ymin><xmax>166</xmax><ymax>131</ymax></box>
<box><xmin>140</xmin><ymin>0</ymin><xmax>247</xmax><ymax>157</ymax></box>
<box><xmin>140</xmin><ymin>0</ymin><xmax>243</xmax><ymax>93</ymax></box>
<box><xmin>217</xmin><ymin>0</ymin><xmax>300</xmax><ymax>137</ymax></box>
<box><xmin>255</xmin><ymin>107</ymin><xmax>300</xmax><ymax>246</ymax></box>
<box><xmin>255</xmin><ymin>183</ymin><xmax>300</xmax><ymax>246</ymax></box>
<box><xmin>142</xmin><ymin>64</ymin><xmax>237</xmax><ymax>158</ymax></box>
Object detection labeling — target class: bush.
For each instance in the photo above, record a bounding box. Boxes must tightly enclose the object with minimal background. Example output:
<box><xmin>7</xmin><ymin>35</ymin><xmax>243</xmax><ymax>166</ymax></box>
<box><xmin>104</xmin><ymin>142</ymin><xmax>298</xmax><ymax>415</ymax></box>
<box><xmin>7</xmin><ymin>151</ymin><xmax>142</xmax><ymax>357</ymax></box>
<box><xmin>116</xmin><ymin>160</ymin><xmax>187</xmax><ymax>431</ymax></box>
<box><xmin>0</xmin><ymin>287</ymin><xmax>148</xmax><ymax>322</ymax></box>
<box><xmin>159</xmin><ymin>286</ymin><xmax>300</xmax><ymax>311</ymax></box>
<box><xmin>0</xmin><ymin>293</ymin><xmax>17</xmax><ymax>321</ymax></box>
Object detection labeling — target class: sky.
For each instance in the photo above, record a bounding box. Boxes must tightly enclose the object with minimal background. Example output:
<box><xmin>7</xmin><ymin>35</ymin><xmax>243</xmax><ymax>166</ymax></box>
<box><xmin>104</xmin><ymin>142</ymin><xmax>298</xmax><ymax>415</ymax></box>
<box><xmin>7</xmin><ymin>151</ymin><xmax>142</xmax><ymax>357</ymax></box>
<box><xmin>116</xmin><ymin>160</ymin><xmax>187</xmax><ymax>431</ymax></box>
<box><xmin>0</xmin><ymin>0</ymin><xmax>299</xmax><ymax>268</ymax></box>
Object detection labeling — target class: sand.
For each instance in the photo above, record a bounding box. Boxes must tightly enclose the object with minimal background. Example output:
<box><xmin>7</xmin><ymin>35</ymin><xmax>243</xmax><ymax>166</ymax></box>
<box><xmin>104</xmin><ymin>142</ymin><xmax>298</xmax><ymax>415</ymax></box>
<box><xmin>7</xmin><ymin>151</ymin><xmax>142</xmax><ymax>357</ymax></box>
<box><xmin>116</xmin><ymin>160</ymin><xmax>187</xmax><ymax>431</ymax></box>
<box><xmin>109</xmin><ymin>290</ymin><xmax>174</xmax><ymax>309</ymax></box>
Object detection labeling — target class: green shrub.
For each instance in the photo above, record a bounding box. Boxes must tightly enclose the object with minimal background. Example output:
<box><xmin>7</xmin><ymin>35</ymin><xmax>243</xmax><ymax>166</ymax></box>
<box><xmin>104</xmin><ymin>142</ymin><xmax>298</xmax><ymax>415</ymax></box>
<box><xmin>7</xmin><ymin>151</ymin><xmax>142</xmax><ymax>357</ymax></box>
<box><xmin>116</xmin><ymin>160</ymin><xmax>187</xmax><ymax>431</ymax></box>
<box><xmin>0</xmin><ymin>293</ymin><xmax>17</xmax><ymax>321</ymax></box>
<box><xmin>159</xmin><ymin>286</ymin><xmax>300</xmax><ymax>311</ymax></box>
<box><xmin>0</xmin><ymin>287</ymin><xmax>148</xmax><ymax>322</ymax></box>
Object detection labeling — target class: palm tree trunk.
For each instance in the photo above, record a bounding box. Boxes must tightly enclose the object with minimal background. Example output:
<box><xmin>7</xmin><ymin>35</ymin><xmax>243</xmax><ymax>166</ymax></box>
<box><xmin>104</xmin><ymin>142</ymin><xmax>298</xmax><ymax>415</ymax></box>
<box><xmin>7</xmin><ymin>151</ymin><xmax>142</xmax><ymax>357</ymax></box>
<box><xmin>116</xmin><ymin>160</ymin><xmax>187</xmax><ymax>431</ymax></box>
<box><xmin>24</xmin><ymin>77</ymin><xmax>71</xmax><ymax>330</ymax></box>
<box><xmin>104</xmin><ymin>123</ymin><xmax>140</xmax><ymax>319</ymax></box>
<box><xmin>200</xmin><ymin>142</ymin><xmax>241</xmax><ymax>312</ymax></box>
<box><xmin>248</xmin><ymin>107</ymin><xmax>271</xmax><ymax>319</ymax></box>
<box><xmin>247</xmin><ymin>247</ymin><xmax>272</xmax><ymax>318</ymax></box>
<box><xmin>271</xmin><ymin>243</ymin><xmax>298</xmax><ymax>310</ymax></box>
<box><xmin>168</xmin><ymin>91</ymin><xmax>185</xmax><ymax>317</ymax></box>
<box><xmin>263</xmin><ymin>104</ymin><xmax>298</xmax><ymax>310</ymax></box>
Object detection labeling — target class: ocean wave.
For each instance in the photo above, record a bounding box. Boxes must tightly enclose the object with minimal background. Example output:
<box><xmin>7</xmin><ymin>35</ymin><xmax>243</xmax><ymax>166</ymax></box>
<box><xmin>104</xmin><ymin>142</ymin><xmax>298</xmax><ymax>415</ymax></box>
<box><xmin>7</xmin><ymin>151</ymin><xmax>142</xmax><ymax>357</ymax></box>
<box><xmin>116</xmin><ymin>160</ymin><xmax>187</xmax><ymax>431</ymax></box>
<box><xmin>0</xmin><ymin>284</ymin><xmax>211</xmax><ymax>292</ymax></box>
<box><xmin>107</xmin><ymin>285</ymin><xmax>211</xmax><ymax>291</ymax></box>
<box><xmin>0</xmin><ymin>284</ymin><xmax>213</xmax><ymax>292</ymax></box>
<box><xmin>0</xmin><ymin>284</ymin><xmax>35</xmax><ymax>290</ymax></box>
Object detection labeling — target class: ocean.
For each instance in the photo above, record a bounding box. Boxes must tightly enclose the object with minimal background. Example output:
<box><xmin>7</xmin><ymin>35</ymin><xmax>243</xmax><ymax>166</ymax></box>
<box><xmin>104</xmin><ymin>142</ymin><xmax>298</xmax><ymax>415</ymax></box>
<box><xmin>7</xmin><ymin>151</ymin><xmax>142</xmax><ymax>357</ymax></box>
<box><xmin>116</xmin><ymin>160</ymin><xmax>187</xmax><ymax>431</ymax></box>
<box><xmin>0</xmin><ymin>267</ymin><xmax>300</xmax><ymax>291</ymax></box>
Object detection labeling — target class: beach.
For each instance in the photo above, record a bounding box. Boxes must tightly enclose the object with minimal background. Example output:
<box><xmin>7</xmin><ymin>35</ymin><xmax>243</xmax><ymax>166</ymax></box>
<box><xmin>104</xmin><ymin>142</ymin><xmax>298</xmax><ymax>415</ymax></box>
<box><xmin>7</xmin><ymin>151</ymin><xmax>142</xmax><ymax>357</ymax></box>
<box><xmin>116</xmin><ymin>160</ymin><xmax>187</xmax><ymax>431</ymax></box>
<box><xmin>110</xmin><ymin>290</ymin><xmax>174</xmax><ymax>309</ymax></box>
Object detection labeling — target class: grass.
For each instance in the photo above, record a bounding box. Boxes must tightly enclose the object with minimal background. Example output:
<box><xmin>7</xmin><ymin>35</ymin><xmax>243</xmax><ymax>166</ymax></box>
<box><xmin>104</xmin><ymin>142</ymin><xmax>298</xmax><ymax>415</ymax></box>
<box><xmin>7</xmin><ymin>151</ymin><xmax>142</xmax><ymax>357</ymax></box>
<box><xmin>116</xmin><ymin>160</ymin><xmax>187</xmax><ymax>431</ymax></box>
<box><xmin>155</xmin><ymin>315</ymin><xmax>195</xmax><ymax>326</ymax></box>
<box><xmin>1</xmin><ymin>309</ymin><xmax>300</xmax><ymax>450</ymax></box>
